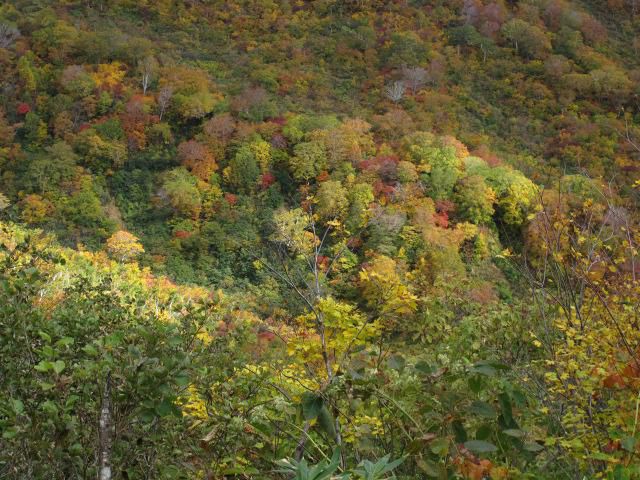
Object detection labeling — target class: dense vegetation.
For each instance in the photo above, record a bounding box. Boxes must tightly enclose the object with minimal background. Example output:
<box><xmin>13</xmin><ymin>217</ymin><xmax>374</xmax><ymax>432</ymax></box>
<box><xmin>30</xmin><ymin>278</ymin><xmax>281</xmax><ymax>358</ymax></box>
<box><xmin>1</xmin><ymin>0</ymin><xmax>640</xmax><ymax>478</ymax></box>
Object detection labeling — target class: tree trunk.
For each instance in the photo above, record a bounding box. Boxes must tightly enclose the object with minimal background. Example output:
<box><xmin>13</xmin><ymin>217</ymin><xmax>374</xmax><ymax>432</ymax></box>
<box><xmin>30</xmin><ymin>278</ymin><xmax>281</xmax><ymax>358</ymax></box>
<box><xmin>98</xmin><ymin>372</ymin><xmax>113</xmax><ymax>480</ymax></box>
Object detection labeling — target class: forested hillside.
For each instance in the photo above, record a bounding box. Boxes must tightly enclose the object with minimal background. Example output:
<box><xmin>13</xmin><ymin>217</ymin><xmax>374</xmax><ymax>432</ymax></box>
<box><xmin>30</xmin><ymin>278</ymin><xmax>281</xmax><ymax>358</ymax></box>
<box><xmin>1</xmin><ymin>1</ymin><xmax>640</xmax><ymax>478</ymax></box>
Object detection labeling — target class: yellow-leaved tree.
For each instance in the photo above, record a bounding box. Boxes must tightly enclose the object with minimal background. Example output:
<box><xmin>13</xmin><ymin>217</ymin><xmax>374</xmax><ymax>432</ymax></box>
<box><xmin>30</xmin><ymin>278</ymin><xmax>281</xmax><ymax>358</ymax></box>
<box><xmin>525</xmin><ymin>181</ymin><xmax>640</xmax><ymax>475</ymax></box>
<box><xmin>105</xmin><ymin>230</ymin><xmax>144</xmax><ymax>262</ymax></box>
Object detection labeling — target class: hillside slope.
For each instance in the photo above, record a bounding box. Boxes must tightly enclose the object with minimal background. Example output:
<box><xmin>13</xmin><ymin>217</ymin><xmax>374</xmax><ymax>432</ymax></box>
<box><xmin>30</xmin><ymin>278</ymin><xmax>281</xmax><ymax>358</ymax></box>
<box><xmin>1</xmin><ymin>1</ymin><xmax>640</xmax><ymax>478</ymax></box>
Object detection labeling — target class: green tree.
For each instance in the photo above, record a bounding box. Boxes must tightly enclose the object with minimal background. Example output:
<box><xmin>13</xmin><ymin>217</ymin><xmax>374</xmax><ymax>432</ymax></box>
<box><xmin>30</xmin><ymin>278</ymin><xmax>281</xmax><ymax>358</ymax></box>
<box><xmin>314</xmin><ymin>180</ymin><xmax>348</xmax><ymax>220</ymax></box>
<box><xmin>162</xmin><ymin>168</ymin><xmax>202</xmax><ymax>219</ymax></box>
<box><xmin>453</xmin><ymin>175</ymin><xmax>496</xmax><ymax>225</ymax></box>
<box><xmin>501</xmin><ymin>19</ymin><xmax>551</xmax><ymax>59</ymax></box>
<box><xmin>289</xmin><ymin>141</ymin><xmax>327</xmax><ymax>182</ymax></box>
<box><xmin>226</xmin><ymin>144</ymin><xmax>260</xmax><ymax>193</ymax></box>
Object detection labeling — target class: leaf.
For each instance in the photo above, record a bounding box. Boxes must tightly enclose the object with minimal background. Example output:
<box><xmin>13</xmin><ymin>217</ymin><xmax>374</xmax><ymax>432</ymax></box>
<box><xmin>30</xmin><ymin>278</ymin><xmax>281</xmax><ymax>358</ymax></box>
<box><xmin>52</xmin><ymin>360</ymin><xmax>65</xmax><ymax>375</ymax></box>
<box><xmin>414</xmin><ymin>361</ymin><xmax>435</xmax><ymax>374</ymax></box>
<box><xmin>523</xmin><ymin>441</ymin><xmax>544</xmax><ymax>452</ymax></box>
<box><xmin>452</xmin><ymin>419</ymin><xmax>467</xmax><ymax>443</ymax></box>
<box><xmin>38</xmin><ymin>381</ymin><xmax>55</xmax><ymax>391</ymax></box>
<box><xmin>621</xmin><ymin>436</ymin><xmax>636</xmax><ymax>452</ymax></box>
<box><xmin>82</xmin><ymin>344</ymin><xmax>98</xmax><ymax>356</ymax></box>
<box><xmin>464</xmin><ymin>440</ymin><xmax>498</xmax><ymax>453</ymax></box>
<box><xmin>156</xmin><ymin>399</ymin><xmax>173</xmax><ymax>417</ymax></box>
<box><xmin>317</xmin><ymin>405</ymin><xmax>336</xmax><ymax>439</ymax></box>
<box><xmin>498</xmin><ymin>393</ymin><xmax>514</xmax><ymax>426</ymax></box>
<box><xmin>430</xmin><ymin>437</ymin><xmax>449</xmax><ymax>456</ymax></box>
<box><xmin>387</xmin><ymin>354</ymin><xmax>406</xmax><ymax>371</ymax></box>
<box><xmin>139</xmin><ymin>409</ymin><xmax>156</xmax><ymax>423</ymax></box>
<box><xmin>613</xmin><ymin>464</ymin><xmax>632</xmax><ymax>480</ymax></box>
<box><xmin>38</xmin><ymin>331</ymin><xmax>51</xmax><ymax>343</ymax></box>
<box><xmin>301</xmin><ymin>392</ymin><xmax>323</xmax><ymax>421</ymax></box>
<box><xmin>41</xmin><ymin>400</ymin><xmax>58</xmax><ymax>416</ymax></box>
<box><xmin>475</xmin><ymin>424</ymin><xmax>492</xmax><ymax>440</ymax></box>
<box><xmin>470</xmin><ymin>401</ymin><xmax>496</xmax><ymax>418</ymax></box>
<box><xmin>468</xmin><ymin>375</ymin><xmax>485</xmax><ymax>393</ymax></box>
<box><xmin>416</xmin><ymin>458</ymin><xmax>440</xmax><ymax>477</ymax></box>
<box><xmin>11</xmin><ymin>399</ymin><xmax>24</xmax><ymax>414</ymax></box>
<box><xmin>378</xmin><ymin>455</ymin><xmax>405</xmax><ymax>475</ymax></box>
<box><xmin>222</xmin><ymin>467</ymin><xmax>259</xmax><ymax>475</ymax></box>
<box><xmin>55</xmin><ymin>336</ymin><xmax>74</xmax><ymax>348</ymax></box>
<box><xmin>471</xmin><ymin>364</ymin><xmax>497</xmax><ymax>376</ymax></box>
<box><xmin>503</xmin><ymin>429</ymin><xmax>525</xmax><ymax>438</ymax></box>
<box><xmin>34</xmin><ymin>361</ymin><xmax>51</xmax><ymax>372</ymax></box>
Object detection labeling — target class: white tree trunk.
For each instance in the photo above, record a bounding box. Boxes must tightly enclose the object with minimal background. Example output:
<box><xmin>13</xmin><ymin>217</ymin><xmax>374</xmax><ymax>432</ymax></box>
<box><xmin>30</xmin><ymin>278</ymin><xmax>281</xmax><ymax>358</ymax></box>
<box><xmin>98</xmin><ymin>373</ymin><xmax>112</xmax><ymax>480</ymax></box>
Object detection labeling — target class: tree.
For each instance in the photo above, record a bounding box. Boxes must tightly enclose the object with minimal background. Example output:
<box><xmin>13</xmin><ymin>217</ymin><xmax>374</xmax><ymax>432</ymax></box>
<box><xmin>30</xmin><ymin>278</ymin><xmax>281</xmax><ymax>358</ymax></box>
<box><xmin>262</xmin><ymin>205</ymin><xmax>381</xmax><ymax>454</ymax></box>
<box><xmin>0</xmin><ymin>192</ymin><xmax>9</xmax><ymax>211</ymax></box>
<box><xmin>231</xmin><ymin>86</ymin><xmax>274</xmax><ymax>122</ymax></box>
<box><xmin>157</xmin><ymin>86</ymin><xmax>173</xmax><ymax>121</ymax></box>
<box><xmin>314</xmin><ymin>180</ymin><xmax>348</xmax><ymax>220</ymax></box>
<box><xmin>523</xmin><ymin>186</ymin><xmax>640</xmax><ymax>475</ymax></box>
<box><xmin>448</xmin><ymin>24</ymin><xmax>494</xmax><ymax>61</ymax></box>
<box><xmin>60</xmin><ymin>65</ymin><xmax>96</xmax><ymax>99</ymax></box>
<box><xmin>178</xmin><ymin>140</ymin><xmax>217</xmax><ymax>182</ymax></box>
<box><xmin>0</xmin><ymin>22</ymin><xmax>19</xmax><ymax>49</ymax></box>
<box><xmin>426</xmin><ymin>145</ymin><xmax>463</xmax><ymax>200</ymax></box>
<box><xmin>226</xmin><ymin>144</ymin><xmax>260</xmax><ymax>193</ymax></box>
<box><xmin>159</xmin><ymin>66</ymin><xmax>222</xmax><ymax>120</ymax></box>
<box><xmin>17</xmin><ymin>55</ymin><xmax>37</xmax><ymax>93</ymax></box>
<box><xmin>384</xmin><ymin>81</ymin><xmax>405</xmax><ymax>103</ymax></box>
<box><xmin>289</xmin><ymin>141</ymin><xmax>327</xmax><ymax>182</ymax></box>
<box><xmin>397</xmin><ymin>161</ymin><xmax>418</xmax><ymax>183</ymax></box>
<box><xmin>162</xmin><ymin>168</ymin><xmax>202</xmax><ymax>219</ymax></box>
<box><xmin>21</xmin><ymin>194</ymin><xmax>53</xmax><ymax>223</ymax></box>
<box><xmin>359</xmin><ymin>254</ymin><xmax>417</xmax><ymax>327</ymax></box>
<box><xmin>401</xmin><ymin>66</ymin><xmax>427</xmax><ymax>95</ymax></box>
<box><xmin>138</xmin><ymin>56</ymin><xmax>158</xmax><ymax>95</ymax></box>
<box><xmin>346</xmin><ymin>182</ymin><xmax>374</xmax><ymax>231</ymax></box>
<box><xmin>22</xmin><ymin>112</ymin><xmax>47</xmax><ymax>146</ymax></box>
<box><xmin>501</xmin><ymin>19</ymin><xmax>551</xmax><ymax>58</ymax></box>
<box><xmin>203</xmin><ymin>113</ymin><xmax>236</xmax><ymax>143</ymax></box>
<box><xmin>91</xmin><ymin>62</ymin><xmax>126</xmax><ymax>91</ymax></box>
<box><xmin>24</xmin><ymin>141</ymin><xmax>77</xmax><ymax>193</ymax></box>
<box><xmin>105</xmin><ymin>230</ymin><xmax>145</xmax><ymax>262</ymax></box>
<box><xmin>453</xmin><ymin>175</ymin><xmax>496</xmax><ymax>225</ymax></box>
<box><xmin>0</xmin><ymin>108</ymin><xmax>15</xmax><ymax>147</ymax></box>
<box><xmin>74</xmin><ymin>130</ymin><xmax>127</xmax><ymax>171</ymax></box>
<box><xmin>381</xmin><ymin>31</ymin><xmax>427</xmax><ymax>67</ymax></box>
<box><xmin>466</xmin><ymin>162</ymin><xmax>538</xmax><ymax>225</ymax></box>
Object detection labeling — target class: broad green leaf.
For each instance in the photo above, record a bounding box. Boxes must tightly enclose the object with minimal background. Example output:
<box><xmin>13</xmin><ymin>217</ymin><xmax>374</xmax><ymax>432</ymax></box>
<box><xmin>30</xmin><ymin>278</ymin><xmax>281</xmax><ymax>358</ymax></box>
<box><xmin>523</xmin><ymin>442</ymin><xmax>544</xmax><ymax>452</ymax></box>
<box><xmin>475</xmin><ymin>424</ymin><xmax>492</xmax><ymax>440</ymax></box>
<box><xmin>464</xmin><ymin>440</ymin><xmax>498</xmax><ymax>453</ymax></box>
<box><xmin>301</xmin><ymin>392</ymin><xmax>323</xmax><ymax>421</ymax></box>
<box><xmin>82</xmin><ymin>344</ymin><xmax>98</xmax><ymax>356</ymax></box>
<box><xmin>430</xmin><ymin>437</ymin><xmax>449</xmax><ymax>456</ymax></box>
<box><xmin>52</xmin><ymin>360</ymin><xmax>65</xmax><ymax>374</ymax></box>
<box><xmin>317</xmin><ymin>405</ymin><xmax>336</xmax><ymax>439</ymax></box>
<box><xmin>11</xmin><ymin>399</ymin><xmax>24</xmax><ymax>414</ymax></box>
<box><xmin>34</xmin><ymin>361</ymin><xmax>52</xmax><ymax>372</ymax></box>
<box><xmin>156</xmin><ymin>399</ymin><xmax>174</xmax><ymax>417</ymax></box>
<box><xmin>452</xmin><ymin>420</ymin><xmax>467</xmax><ymax>443</ymax></box>
<box><xmin>38</xmin><ymin>331</ymin><xmax>51</xmax><ymax>343</ymax></box>
<box><xmin>470</xmin><ymin>401</ymin><xmax>495</xmax><ymax>418</ymax></box>
<box><xmin>621</xmin><ymin>436</ymin><xmax>636</xmax><ymax>452</ymax></box>
<box><xmin>498</xmin><ymin>393</ymin><xmax>514</xmax><ymax>425</ymax></box>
